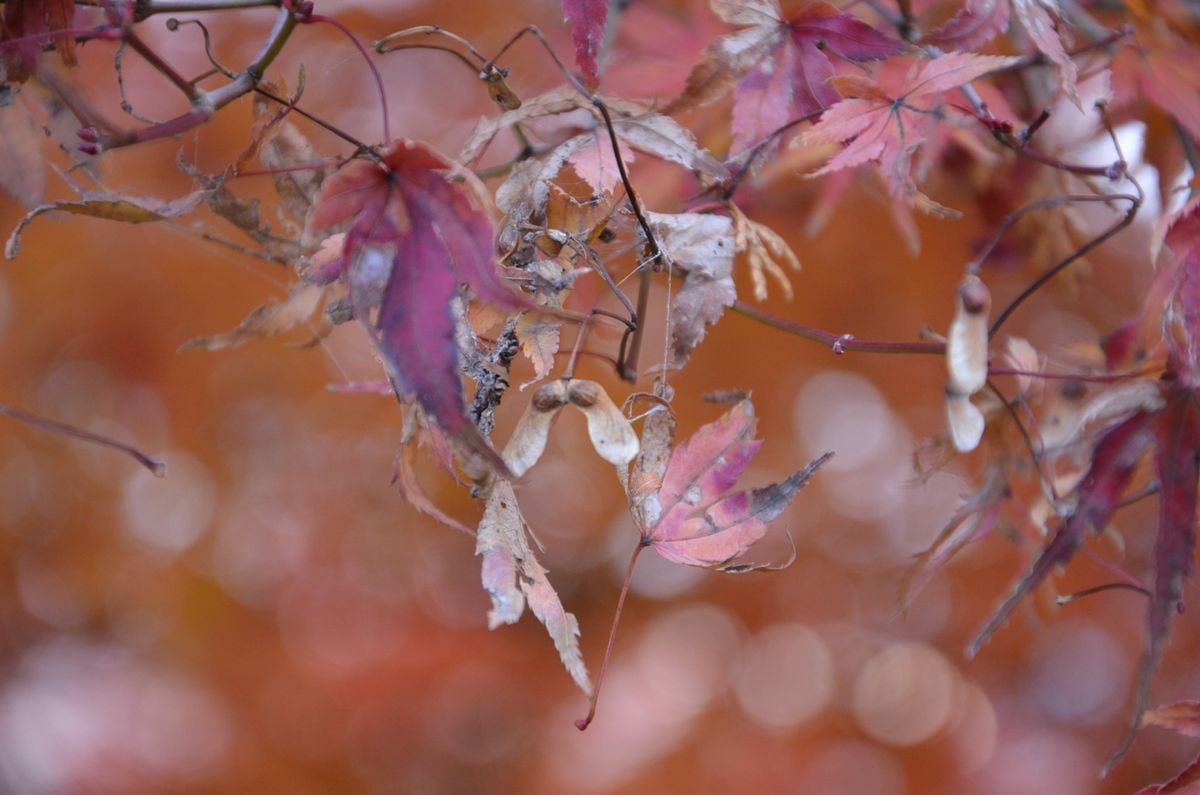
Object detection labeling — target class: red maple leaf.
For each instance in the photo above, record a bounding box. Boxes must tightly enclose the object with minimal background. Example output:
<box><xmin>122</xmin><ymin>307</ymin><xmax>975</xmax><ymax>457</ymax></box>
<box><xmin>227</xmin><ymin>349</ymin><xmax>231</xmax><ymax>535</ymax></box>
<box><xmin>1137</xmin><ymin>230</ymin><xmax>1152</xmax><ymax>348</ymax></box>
<box><xmin>562</xmin><ymin>0</ymin><xmax>609</xmax><ymax>90</ymax></box>
<box><xmin>306</xmin><ymin>140</ymin><xmax>528</xmax><ymax>475</ymax></box>
<box><xmin>800</xmin><ymin>52</ymin><xmax>1019</xmax><ymax>214</ymax></box>
<box><xmin>670</xmin><ymin>0</ymin><xmax>899</xmax><ymax>151</ymax></box>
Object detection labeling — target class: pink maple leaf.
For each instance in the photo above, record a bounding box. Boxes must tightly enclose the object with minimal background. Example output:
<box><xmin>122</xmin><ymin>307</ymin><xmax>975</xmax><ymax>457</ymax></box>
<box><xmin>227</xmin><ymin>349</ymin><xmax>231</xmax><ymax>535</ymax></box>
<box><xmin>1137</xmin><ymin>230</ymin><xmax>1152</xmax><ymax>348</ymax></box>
<box><xmin>636</xmin><ymin>399</ymin><xmax>831</xmax><ymax>567</ymax></box>
<box><xmin>801</xmin><ymin>52</ymin><xmax>1020</xmax><ymax>214</ymax></box>
<box><xmin>576</xmin><ymin>397</ymin><xmax>831</xmax><ymax>729</ymax></box>
<box><xmin>926</xmin><ymin>0</ymin><xmax>1078</xmax><ymax>104</ymax></box>
<box><xmin>673</xmin><ymin>0</ymin><xmax>899</xmax><ymax>152</ymax></box>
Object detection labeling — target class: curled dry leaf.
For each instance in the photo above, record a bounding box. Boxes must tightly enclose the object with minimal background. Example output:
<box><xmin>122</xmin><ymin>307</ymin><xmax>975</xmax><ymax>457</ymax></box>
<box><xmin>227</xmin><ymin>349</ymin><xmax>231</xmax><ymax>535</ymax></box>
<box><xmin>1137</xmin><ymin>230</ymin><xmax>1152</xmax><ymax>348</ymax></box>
<box><xmin>646</xmin><ymin>210</ymin><xmax>737</xmax><ymax>366</ymax></box>
<box><xmin>503</xmin><ymin>379</ymin><xmax>638</xmax><ymax>477</ymax></box>
<box><xmin>393</xmin><ymin>408</ymin><xmax>473</xmax><ymax>537</ymax></box>
<box><xmin>476</xmin><ymin>480</ymin><xmax>592</xmax><ymax>696</ymax></box>
<box><xmin>457</xmin><ymin>89</ymin><xmax>727</xmax><ymax>183</ymax></box>
<box><xmin>604</xmin><ymin>97</ymin><xmax>729</xmax><ymax>183</ymax></box>
<box><xmin>5</xmin><ymin>188</ymin><xmax>210</xmax><ymax>260</ymax></box>
<box><xmin>251</xmin><ymin>92</ymin><xmax>330</xmax><ymax>226</ymax></box>
<box><xmin>180</xmin><ymin>283</ymin><xmax>323</xmax><ymax>351</ymax></box>
<box><xmin>458</xmin><ymin>87</ymin><xmax>587</xmax><ymax>166</ymax></box>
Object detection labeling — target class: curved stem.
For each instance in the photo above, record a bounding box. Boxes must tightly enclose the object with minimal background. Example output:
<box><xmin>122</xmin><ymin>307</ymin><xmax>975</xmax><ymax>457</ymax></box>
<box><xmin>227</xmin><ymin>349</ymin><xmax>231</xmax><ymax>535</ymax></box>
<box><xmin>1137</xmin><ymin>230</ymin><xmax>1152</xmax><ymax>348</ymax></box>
<box><xmin>576</xmin><ymin>541</ymin><xmax>646</xmax><ymax>731</ymax></box>
<box><xmin>0</xmin><ymin>404</ymin><xmax>165</xmax><ymax>476</ymax></box>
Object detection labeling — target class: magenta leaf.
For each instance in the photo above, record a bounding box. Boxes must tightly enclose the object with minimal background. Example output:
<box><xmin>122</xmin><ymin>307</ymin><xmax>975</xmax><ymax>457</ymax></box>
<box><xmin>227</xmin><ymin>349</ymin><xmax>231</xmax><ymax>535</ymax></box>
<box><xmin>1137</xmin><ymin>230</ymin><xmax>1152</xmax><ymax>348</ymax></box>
<box><xmin>731</xmin><ymin>1</ymin><xmax>900</xmax><ymax>151</ymax></box>
<box><xmin>968</xmin><ymin>407</ymin><xmax>1157</xmax><ymax>658</ymax></box>
<box><xmin>562</xmin><ymin>0</ymin><xmax>610</xmax><ymax>90</ymax></box>
<box><xmin>307</xmin><ymin>140</ymin><xmax>527</xmax><ymax>474</ymax></box>
<box><xmin>1108</xmin><ymin>391</ymin><xmax>1200</xmax><ymax>772</ymax></box>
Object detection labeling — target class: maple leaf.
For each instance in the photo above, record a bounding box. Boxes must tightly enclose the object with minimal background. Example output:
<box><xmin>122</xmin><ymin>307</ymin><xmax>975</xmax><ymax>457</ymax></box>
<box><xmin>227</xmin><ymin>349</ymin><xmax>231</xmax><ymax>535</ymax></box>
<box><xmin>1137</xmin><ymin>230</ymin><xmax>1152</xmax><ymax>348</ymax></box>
<box><xmin>1113</xmin><ymin>27</ymin><xmax>1200</xmax><ymax>143</ymax></box>
<box><xmin>562</xmin><ymin>0</ymin><xmax>609</xmax><ymax>90</ymax></box>
<box><xmin>476</xmin><ymin>480</ymin><xmax>591</xmax><ymax>696</ymax></box>
<box><xmin>968</xmin><ymin>406</ymin><xmax>1158</xmax><ymax>655</ymax></box>
<box><xmin>577</xmin><ymin>394</ymin><xmax>831</xmax><ymax>729</ymax></box>
<box><xmin>458</xmin><ymin>88</ymin><xmax>727</xmax><ymax>183</ymax></box>
<box><xmin>927</xmin><ymin>0</ymin><xmax>1077</xmax><ymax>104</ymax></box>
<box><xmin>925</xmin><ymin>0</ymin><xmax>1011</xmax><ymax>51</ymax></box>
<box><xmin>306</xmin><ymin>140</ymin><xmax>531</xmax><ymax>476</ymax></box>
<box><xmin>670</xmin><ymin>0</ymin><xmax>899</xmax><ymax>152</ymax></box>
<box><xmin>634</xmin><ymin>399</ymin><xmax>832</xmax><ymax>567</ymax></box>
<box><xmin>800</xmin><ymin>53</ymin><xmax>1021</xmax><ymax>214</ymax></box>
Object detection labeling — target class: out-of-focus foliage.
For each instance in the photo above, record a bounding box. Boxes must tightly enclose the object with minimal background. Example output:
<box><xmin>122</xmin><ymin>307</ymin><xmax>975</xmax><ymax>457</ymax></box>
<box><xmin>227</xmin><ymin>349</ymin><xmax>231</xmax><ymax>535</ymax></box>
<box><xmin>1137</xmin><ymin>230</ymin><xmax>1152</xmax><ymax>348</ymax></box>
<box><xmin>1</xmin><ymin>0</ymin><xmax>1199</xmax><ymax>793</ymax></box>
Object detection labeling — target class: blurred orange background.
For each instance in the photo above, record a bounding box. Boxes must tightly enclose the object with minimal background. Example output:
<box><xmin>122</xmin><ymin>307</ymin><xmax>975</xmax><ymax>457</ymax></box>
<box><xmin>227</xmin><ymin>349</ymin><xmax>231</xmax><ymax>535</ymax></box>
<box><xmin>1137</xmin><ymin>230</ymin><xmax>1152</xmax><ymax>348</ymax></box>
<box><xmin>0</xmin><ymin>1</ymin><xmax>1194</xmax><ymax>793</ymax></box>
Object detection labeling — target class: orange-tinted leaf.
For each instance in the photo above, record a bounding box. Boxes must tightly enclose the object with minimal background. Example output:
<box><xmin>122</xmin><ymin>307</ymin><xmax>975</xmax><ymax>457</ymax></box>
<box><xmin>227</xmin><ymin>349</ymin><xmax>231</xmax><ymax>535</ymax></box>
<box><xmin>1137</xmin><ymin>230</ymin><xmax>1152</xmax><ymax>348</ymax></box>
<box><xmin>2</xmin><ymin>0</ymin><xmax>76</xmax><ymax>82</ymax></box>
<box><xmin>4</xmin><ymin>189</ymin><xmax>210</xmax><ymax>260</ymax></box>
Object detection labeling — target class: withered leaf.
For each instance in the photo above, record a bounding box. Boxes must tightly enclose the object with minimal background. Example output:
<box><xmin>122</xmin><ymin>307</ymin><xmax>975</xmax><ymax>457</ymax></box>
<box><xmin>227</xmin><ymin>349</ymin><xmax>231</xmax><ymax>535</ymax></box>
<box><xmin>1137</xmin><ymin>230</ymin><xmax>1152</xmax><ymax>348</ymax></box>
<box><xmin>180</xmin><ymin>283</ymin><xmax>323</xmax><ymax>351</ymax></box>
<box><xmin>5</xmin><ymin>188</ymin><xmax>210</xmax><ymax>260</ymax></box>
<box><xmin>476</xmin><ymin>480</ymin><xmax>591</xmax><ymax>696</ymax></box>
<box><xmin>646</xmin><ymin>210</ymin><xmax>737</xmax><ymax>366</ymax></box>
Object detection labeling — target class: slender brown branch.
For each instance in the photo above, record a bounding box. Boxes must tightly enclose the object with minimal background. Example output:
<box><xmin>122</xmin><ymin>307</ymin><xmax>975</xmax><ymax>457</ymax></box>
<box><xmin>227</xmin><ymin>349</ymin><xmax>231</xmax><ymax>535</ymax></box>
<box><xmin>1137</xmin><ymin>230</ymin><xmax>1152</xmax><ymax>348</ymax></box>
<box><xmin>968</xmin><ymin>193</ymin><xmax>1140</xmax><ymax>274</ymax></box>
<box><xmin>988</xmin><ymin>190</ymin><xmax>1141</xmax><ymax>336</ymax></box>
<box><xmin>1056</xmin><ymin>581</ymin><xmax>1150</xmax><ymax>605</ymax></box>
<box><xmin>0</xmin><ymin>404</ymin><xmax>165</xmax><ymax>476</ymax></box>
<box><xmin>732</xmin><ymin>300</ymin><xmax>945</xmax><ymax>355</ymax></box>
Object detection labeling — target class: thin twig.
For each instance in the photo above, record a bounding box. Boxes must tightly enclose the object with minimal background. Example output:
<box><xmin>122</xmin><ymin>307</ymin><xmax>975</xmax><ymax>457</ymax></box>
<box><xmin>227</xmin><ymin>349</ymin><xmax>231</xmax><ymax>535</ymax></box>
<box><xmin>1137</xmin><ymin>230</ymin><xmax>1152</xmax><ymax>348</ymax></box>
<box><xmin>732</xmin><ymin>301</ymin><xmax>945</xmax><ymax>355</ymax></box>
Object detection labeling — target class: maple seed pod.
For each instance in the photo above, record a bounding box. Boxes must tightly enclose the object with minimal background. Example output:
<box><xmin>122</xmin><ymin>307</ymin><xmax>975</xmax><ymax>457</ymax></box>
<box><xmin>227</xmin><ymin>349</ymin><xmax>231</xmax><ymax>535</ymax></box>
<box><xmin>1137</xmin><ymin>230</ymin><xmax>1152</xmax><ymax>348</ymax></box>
<box><xmin>567</xmin><ymin>380</ymin><xmax>640</xmax><ymax>467</ymax></box>
<box><xmin>947</xmin><ymin>275</ymin><xmax>991</xmax><ymax>396</ymax></box>
<box><xmin>532</xmin><ymin>381</ymin><xmax>570</xmax><ymax>412</ymax></box>
<box><xmin>946</xmin><ymin>389</ymin><xmax>986</xmax><ymax>453</ymax></box>
<box><xmin>504</xmin><ymin>382</ymin><xmax>569</xmax><ymax>478</ymax></box>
